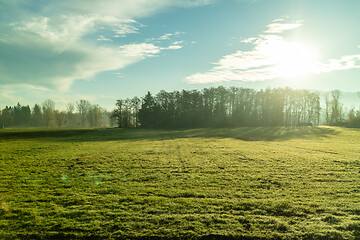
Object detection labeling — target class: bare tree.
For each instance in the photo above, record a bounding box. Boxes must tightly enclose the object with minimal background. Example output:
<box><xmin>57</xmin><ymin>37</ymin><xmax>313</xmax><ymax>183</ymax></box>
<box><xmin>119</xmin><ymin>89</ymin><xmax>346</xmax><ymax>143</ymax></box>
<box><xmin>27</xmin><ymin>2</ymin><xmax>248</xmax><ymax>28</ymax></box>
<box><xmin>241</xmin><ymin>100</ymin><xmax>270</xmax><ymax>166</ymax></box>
<box><xmin>42</xmin><ymin>99</ymin><xmax>56</xmax><ymax>127</ymax></box>
<box><xmin>76</xmin><ymin>100</ymin><xmax>91</xmax><ymax>127</ymax></box>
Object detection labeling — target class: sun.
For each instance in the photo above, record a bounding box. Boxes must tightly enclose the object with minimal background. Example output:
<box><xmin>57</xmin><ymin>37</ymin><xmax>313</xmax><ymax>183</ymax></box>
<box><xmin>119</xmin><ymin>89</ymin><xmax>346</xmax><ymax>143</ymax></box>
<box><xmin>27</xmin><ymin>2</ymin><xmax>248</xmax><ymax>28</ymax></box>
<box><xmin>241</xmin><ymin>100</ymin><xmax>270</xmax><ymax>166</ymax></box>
<box><xmin>265</xmin><ymin>40</ymin><xmax>319</xmax><ymax>80</ymax></box>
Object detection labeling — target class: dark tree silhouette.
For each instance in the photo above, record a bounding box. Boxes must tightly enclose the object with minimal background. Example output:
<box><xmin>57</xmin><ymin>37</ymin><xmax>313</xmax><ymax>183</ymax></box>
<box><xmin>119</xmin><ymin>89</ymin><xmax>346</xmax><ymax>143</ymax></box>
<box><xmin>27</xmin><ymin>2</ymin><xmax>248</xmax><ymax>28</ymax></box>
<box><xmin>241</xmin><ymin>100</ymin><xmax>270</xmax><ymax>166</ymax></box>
<box><xmin>113</xmin><ymin>87</ymin><xmax>327</xmax><ymax>129</ymax></box>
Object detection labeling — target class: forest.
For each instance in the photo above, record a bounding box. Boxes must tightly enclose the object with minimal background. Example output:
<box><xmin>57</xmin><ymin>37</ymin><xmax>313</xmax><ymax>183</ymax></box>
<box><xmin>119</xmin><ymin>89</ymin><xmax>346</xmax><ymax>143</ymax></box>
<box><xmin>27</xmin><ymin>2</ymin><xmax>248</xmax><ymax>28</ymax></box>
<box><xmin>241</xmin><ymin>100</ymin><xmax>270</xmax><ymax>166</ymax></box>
<box><xmin>1</xmin><ymin>86</ymin><xmax>360</xmax><ymax>129</ymax></box>
<box><xmin>113</xmin><ymin>87</ymin><xmax>359</xmax><ymax>128</ymax></box>
<box><xmin>0</xmin><ymin>99</ymin><xmax>112</xmax><ymax>128</ymax></box>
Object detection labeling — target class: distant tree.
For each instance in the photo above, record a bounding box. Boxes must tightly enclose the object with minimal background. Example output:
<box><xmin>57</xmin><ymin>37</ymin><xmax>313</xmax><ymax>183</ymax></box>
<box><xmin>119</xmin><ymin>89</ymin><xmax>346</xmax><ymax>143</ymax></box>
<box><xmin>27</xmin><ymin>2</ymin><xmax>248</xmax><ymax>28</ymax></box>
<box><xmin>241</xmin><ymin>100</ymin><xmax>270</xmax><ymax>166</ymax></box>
<box><xmin>77</xmin><ymin>100</ymin><xmax>91</xmax><ymax>127</ymax></box>
<box><xmin>138</xmin><ymin>91</ymin><xmax>159</xmax><ymax>128</ymax></box>
<box><xmin>347</xmin><ymin>107</ymin><xmax>360</xmax><ymax>127</ymax></box>
<box><xmin>213</xmin><ymin>86</ymin><xmax>228</xmax><ymax>126</ymax></box>
<box><xmin>325</xmin><ymin>93</ymin><xmax>330</xmax><ymax>125</ymax></box>
<box><xmin>112</xmin><ymin>99</ymin><xmax>124</xmax><ymax>128</ymax></box>
<box><xmin>131</xmin><ymin>96</ymin><xmax>141</xmax><ymax>127</ymax></box>
<box><xmin>21</xmin><ymin>105</ymin><xmax>31</xmax><ymax>126</ymax></box>
<box><xmin>348</xmin><ymin>108</ymin><xmax>356</xmax><ymax>123</ymax></box>
<box><xmin>13</xmin><ymin>103</ymin><xmax>22</xmax><ymax>126</ymax></box>
<box><xmin>111</xmin><ymin>99</ymin><xmax>134</xmax><ymax>128</ymax></box>
<box><xmin>42</xmin><ymin>99</ymin><xmax>56</xmax><ymax>127</ymax></box>
<box><xmin>43</xmin><ymin>99</ymin><xmax>55</xmax><ymax>111</ymax></box>
<box><xmin>189</xmin><ymin>90</ymin><xmax>204</xmax><ymax>127</ymax></box>
<box><xmin>88</xmin><ymin>104</ymin><xmax>103</xmax><ymax>127</ymax></box>
<box><xmin>66</xmin><ymin>103</ymin><xmax>75</xmax><ymax>127</ymax></box>
<box><xmin>1</xmin><ymin>106</ymin><xmax>12</xmax><ymax>127</ymax></box>
<box><xmin>202</xmin><ymin>88</ymin><xmax>216</xmax><ymax>126</ymax></box>
<box><xmin>113</xmin><ymin>87</ymin><xmax>328</xmax><ymax>129</ymax></box>
<box><xmin>11</xmin><ymin>103</ymin><xmax>31</xmax><ymax>126</ymax></box>
<box><xmin>122</xmin><ymin>99</ymin><xmax>132</xmax><ymax>128</ymax></box>
<box><xmin>55</xmin><ymin>111</ymin><xmax>66</xmax><ymax>127</ymax></box>
<box><xmin>32</xmin><ymin>104</ymin><xmax>43</xmax><ymax>127</ymax></box>
<box><xmin>330</xmin><ymin>90</ymin><xmax>342</xmax><ymax>125</ymax></box>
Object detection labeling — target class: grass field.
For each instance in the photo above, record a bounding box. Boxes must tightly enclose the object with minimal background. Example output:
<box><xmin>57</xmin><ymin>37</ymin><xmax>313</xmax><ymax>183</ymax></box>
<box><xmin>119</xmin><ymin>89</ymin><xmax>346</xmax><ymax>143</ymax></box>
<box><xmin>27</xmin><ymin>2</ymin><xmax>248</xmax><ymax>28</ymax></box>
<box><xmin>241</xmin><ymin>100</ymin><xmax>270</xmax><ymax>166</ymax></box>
<box><xmin>2</xmin><ymin>126</ymin><xmax>360</xmax><ymax>239</ymax></box>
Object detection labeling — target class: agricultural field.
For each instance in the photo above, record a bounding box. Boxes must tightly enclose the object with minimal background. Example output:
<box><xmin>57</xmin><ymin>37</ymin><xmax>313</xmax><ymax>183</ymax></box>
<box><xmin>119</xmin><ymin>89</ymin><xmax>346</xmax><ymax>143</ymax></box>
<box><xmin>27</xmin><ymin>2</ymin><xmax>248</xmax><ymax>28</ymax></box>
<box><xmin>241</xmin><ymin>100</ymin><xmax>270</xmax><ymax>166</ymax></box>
<box><xmin>1</xmin><ymin>127</ymin><xmax>360</xmax><ymax>239</ymax></box>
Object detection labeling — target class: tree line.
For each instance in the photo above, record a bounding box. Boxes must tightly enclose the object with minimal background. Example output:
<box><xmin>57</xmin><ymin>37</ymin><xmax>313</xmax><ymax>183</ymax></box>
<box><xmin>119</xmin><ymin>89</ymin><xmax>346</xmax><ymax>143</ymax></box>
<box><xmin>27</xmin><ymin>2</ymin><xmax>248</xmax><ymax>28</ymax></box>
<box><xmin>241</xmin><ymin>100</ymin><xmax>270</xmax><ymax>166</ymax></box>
<box><xmin>111</xmin><ymin>87</ymin><xmax>360</xmax><ymax>129</ymax></box>
<box><xmin>2</xmin><ymin>87</ymin><xmax>360</xmax><ymax>129</ymax></box>
<box><xmin>0</xmin><ymin>99</ymin><xmax>112</xmax><ymax>128</ymax></box>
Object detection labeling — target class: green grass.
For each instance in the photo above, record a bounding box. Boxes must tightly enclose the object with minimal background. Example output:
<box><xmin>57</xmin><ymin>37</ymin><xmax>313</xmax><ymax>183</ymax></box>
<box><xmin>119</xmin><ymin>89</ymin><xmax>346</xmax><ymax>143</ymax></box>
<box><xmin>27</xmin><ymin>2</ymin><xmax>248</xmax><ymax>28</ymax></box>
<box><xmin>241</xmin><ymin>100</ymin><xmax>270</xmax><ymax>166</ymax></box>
<box><xmin>1</xmin><ymin>126</ymin><xmax>360</xmax><ymax>239</ymax></box>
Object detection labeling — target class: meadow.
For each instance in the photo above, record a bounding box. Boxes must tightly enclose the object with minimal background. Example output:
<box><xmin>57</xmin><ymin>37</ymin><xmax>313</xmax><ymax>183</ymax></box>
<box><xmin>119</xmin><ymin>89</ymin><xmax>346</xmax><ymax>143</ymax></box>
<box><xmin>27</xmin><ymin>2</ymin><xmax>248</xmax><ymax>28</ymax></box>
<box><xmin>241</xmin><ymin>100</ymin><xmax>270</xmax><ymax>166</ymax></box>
<box><xmin>1</xmin><ymin>126</ymin><xmax>360</xmax><ymax>239</ymax></box>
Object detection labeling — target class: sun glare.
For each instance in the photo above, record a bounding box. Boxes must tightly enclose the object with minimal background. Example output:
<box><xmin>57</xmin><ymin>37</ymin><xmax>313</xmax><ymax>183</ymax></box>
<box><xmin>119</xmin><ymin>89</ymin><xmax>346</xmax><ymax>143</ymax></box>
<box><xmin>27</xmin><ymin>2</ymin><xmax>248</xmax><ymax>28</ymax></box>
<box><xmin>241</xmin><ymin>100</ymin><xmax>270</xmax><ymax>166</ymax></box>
<box><xmin>265</xmin><ymin>40</ymin><xmax>319</xmax><ymax>80</ymax></box>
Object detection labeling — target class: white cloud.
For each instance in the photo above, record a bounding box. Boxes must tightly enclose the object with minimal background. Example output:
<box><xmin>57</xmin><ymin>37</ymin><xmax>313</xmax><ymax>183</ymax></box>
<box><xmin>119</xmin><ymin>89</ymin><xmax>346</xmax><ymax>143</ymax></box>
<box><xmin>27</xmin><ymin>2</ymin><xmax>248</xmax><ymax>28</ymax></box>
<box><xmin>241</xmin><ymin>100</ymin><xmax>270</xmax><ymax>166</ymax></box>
<box><xmin>154</xmin><ymin>31</ymin><xmax>185</xmax><ymax>41</ymax></box>
<box><xmin>264</xmin><ymin>19</ymin><xmax>303</xmax><ymax>34</ymax></box>
<box><xmin>113</xmin><ymin>72</ymin><xmax>124</xmax><ymax>78</ymax></box>
<box><xmin>162</xmin><ymin>45</ymin><xmax>183</xmax><ymax>50</ymax></box>
<box><xmin>315</xmin><ymin>55</ymin><xmax>360</xmax><ymax>73</ymax></box>
<box><xmin>240</xmin><ymin>37</ymin><xmax>257</xmax><ymax>43</ymax></box>
<box><xmin>0</xmin><ymin>0</ymin><xmax>201</xmax><ymax>91</ymax></box>
<box><xmin>113</xmin><ymin>20</ymin><xmax>143</xmax><ymax>37</ymax></box>
<box><xmin>143</xmin><ymin>31</ymin><xmax>186</xmax><ymax>50</ymax></box>
<box><xmin>97</xmin><ymin>35</ymin><xmax>113</xmax><ymax>41</ymax></box>
<box><xmin>186</xmin><ymin>19</ymin><xmax>360</xmax><ymax>84</ymax></box>
<box><xmin>56</xmin><ymin>0</ymin><xmax>214</xmax><ymax>19</ymax></box>
<box><xmin>173</xmin><ymin>40</ymin><xmax>184</xmax><ymax>45</ymax></box>
<box><xmin>159</xmin><ymin>33</ymin><xmax>174</xmax><ymax>40</ymax></box>
<box><xmin>272</xmin><ymin>18</ymin><xmax>285</xmax><ymax>22</ymax></box>
<box><xmin>13</xmin><ymin>15</ymin><xmax>97</xmax><ymax>48</ymax></box>
<box><xmin>1</xmin><ymin>15</ymin><xmax>182</xmax><ymax>91</ymax></box>
<box><xmin>118</xmin><ymin>43</ymin><xmax>161</xmax><ymax>58</ymax></box>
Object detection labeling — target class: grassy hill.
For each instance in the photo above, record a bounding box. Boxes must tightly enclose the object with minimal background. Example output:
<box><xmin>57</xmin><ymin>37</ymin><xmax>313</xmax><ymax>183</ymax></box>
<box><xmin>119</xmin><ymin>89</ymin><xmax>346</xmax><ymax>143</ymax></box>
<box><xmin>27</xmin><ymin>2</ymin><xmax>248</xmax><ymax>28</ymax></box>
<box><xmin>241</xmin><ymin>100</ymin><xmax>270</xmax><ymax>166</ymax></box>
<box><xmin>1</xmin><ymin>127</ymin><xmax>360</xmax><ymax>239</ymax></box>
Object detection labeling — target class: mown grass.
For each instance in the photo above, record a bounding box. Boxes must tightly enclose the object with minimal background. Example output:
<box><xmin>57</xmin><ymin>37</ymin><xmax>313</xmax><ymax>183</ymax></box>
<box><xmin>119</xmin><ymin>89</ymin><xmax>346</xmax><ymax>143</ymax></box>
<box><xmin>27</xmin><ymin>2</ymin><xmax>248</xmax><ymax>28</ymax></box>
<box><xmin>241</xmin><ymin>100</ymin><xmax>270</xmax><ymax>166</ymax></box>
<box><xmin>1</xmin><ymin>126</ymin><xmax>360</xmax><ymax>239</ymax></box>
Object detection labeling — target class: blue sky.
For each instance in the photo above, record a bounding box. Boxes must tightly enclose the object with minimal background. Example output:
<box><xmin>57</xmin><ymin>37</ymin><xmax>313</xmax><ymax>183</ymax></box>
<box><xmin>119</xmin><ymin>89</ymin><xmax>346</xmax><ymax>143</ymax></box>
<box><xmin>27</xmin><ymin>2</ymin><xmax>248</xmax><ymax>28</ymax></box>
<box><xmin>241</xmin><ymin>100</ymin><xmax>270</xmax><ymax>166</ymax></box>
<box><xmin>1</xmin><ymin>0</ymin><xmax>360</xmax><ymax>110</ymax></box>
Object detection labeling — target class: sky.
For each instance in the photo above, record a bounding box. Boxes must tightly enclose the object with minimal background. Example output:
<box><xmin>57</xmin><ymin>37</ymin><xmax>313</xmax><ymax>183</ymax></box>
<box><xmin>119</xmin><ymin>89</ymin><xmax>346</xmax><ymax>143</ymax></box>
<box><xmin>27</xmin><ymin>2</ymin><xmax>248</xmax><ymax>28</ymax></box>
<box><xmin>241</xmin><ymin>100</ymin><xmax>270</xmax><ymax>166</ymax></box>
<box><xmin>1</xmin><ymin>0</ymin><xmax>360</xmax><ymax>110</ymax></box>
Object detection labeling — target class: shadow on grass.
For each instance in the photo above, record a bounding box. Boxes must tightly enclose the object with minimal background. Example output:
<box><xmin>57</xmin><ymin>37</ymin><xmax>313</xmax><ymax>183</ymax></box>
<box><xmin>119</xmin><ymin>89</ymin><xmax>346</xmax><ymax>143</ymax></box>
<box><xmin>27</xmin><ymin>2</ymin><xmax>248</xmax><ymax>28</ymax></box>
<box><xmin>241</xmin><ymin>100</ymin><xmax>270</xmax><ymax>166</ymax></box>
<box><xmin>0</xmin><ymin>126</ymin><xmax>338</xmax><ymax>143</ymax></box>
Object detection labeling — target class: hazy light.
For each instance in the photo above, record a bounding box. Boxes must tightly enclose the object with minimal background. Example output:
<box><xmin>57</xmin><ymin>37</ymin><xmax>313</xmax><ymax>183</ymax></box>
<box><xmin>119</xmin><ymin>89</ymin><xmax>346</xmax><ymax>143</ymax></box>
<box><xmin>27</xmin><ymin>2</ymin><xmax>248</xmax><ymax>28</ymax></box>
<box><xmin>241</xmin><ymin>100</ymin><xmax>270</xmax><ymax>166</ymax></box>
<box><xmin>266</xmin><ymin>41</ymin><xmax>319</xmax><ymax>80</ymax></box>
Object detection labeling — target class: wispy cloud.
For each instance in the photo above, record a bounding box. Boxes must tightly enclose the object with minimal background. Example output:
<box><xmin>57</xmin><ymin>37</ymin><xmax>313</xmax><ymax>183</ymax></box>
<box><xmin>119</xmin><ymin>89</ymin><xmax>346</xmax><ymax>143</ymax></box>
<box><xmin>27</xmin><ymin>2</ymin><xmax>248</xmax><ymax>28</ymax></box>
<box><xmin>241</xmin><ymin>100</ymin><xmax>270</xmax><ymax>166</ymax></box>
<box><xmin>0</xmin><ymin>0</ymin><xmax>209</xmax><ymax>91</ymax></box>
<box><xmin>315</xmin><ymin>55</ymin><xmax>360</xmax><ymax>73</ymax></box>
<box><xmin>144</xmin><ymin>31</ymin><xmax>186</xmax><ymax>51</ymax></box>
<box><xmin>186</xmin><ymin>19</ymin><xmax>360</xmax><ymax>84</ymax></box>
<box><xmin>159</xmin><ymin>33</ymin><xmax>175</xmax><ymax>40</ymax></box>
<box><xmin>118</xmin><ymin>43</ymin><xmax>161</xmax><ymax>58</ymax></box>
<box><xmin>158</xmin><ymin>31</ymin><xmax>184</xmax><ymax>40</ymax></box>
<box><xmin>113</xmin><ymin>20</ymin><xmax>143</xmax><ymax>37</ymax></box>
<box><xmin>147</xmin><ymin>31</ymin><xmax>186</xmax><ymax>43</ymax></box>
<box><xmin>264</xmin><ymin>19</ymin><xmax>303</xmax><ymax>34</ymax></box>
<box><xmin>97</xmin><ymin>35</ymin><xmax>113</xmax><ymax>41</ymax></box>
<box><xmin>163</xmin><ymin>45</ymin><xmax>183</xmax><ymax>50</ymax></box>
<box><xmin>57</xmin><ymin>0</ymin><xmax>214</xmax><ymax>19</ymax></box>
<box><xmin>113</xmin><ymin>72</ymin><xmax>124</xmax><ymax>79</ymax></box>
<box><xmin>240</xmin><ymin>37</ymin><xmax>257</xmax><ymax>43</ymax></box>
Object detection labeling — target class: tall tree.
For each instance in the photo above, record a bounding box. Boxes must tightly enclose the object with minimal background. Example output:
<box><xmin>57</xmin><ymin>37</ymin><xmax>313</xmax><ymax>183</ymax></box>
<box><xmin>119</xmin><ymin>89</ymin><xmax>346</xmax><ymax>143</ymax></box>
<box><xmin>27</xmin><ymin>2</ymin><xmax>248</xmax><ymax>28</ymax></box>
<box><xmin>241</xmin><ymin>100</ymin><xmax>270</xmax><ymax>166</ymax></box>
<box><xmin>1</xmin><ymin>107</ymin><xmax>12</xmax><ymax>128</ymax></box>
<box><xmin>112</xmin><ymin>99</ymin><xmax>124</xmax><ymax>128</ymax></box>
<box><xmin>65</xmin><ymin>103</ymin><xmax>75</xmax><ymax>127</ymax></box>
<box><xmin>329</xmin><ymin>90</ymin><xmax>342</xmax><ymax>125</ymax></box>
<box><xmin>88</xmin><ymin>105</ymin><xmax>103</xmax><ymax>127</ymax></box>
<box><xmin>138</xmin><ymin>91</ymin><xmax>159</xmax><ymax>128</ymax></box>
<box><xmin>42</xmin><ymin>99</ymin><xmax>56</xmax><ymax>127</ymax></box>
<box><xmin>32</xmin><ymin>104</ymin><xmax>42</xmax><ymax>127</ymax></box>
<box><xmin>77</xmin><ymin>100</ymin><xmax>91</xmax><ymax>127</ymax></box>
<box><xmin>131</xmin><ymin>96</ymin><xmax>141</xmax><ymax>128</ymax></box>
